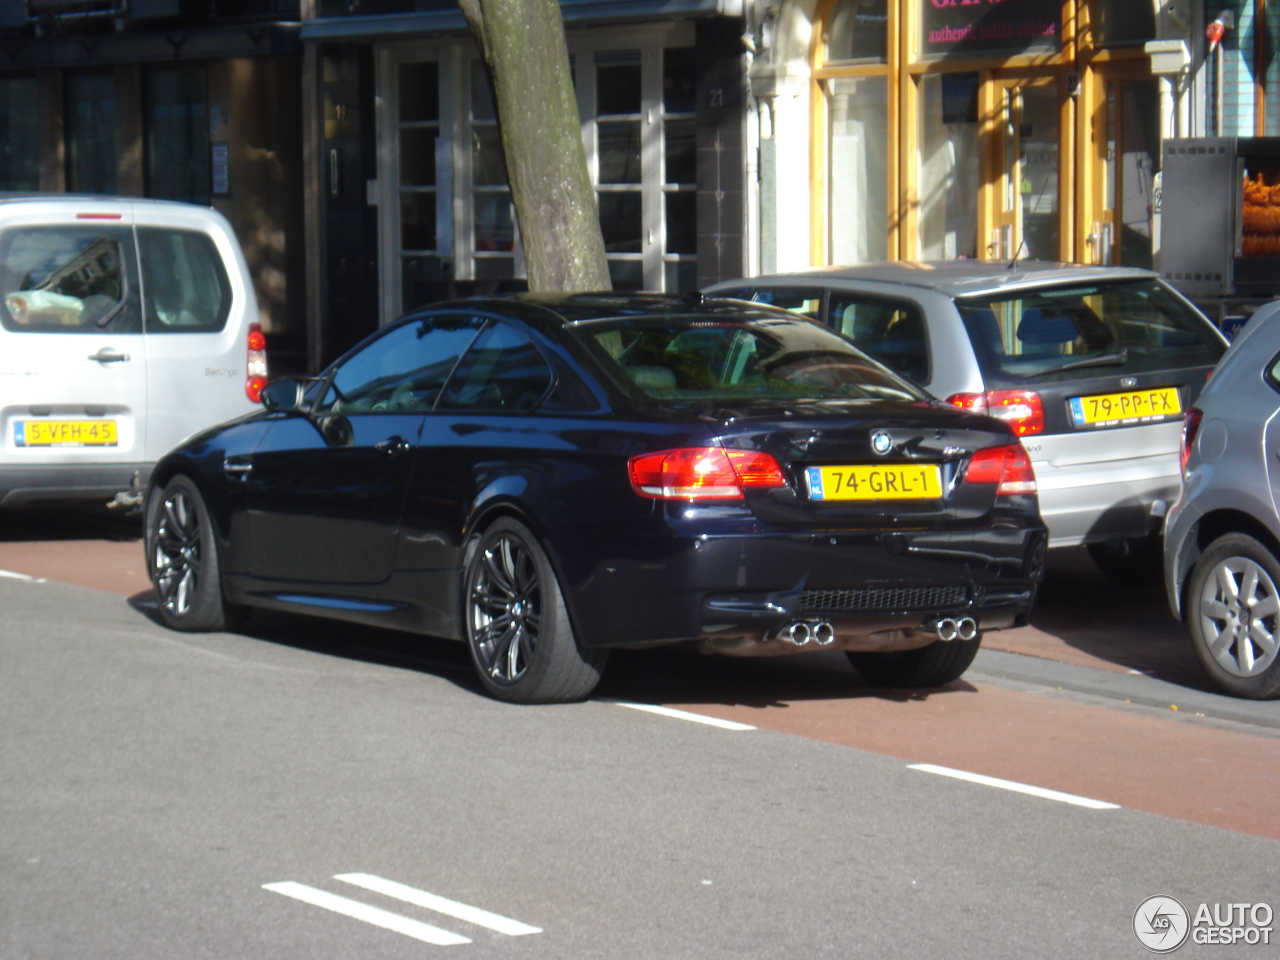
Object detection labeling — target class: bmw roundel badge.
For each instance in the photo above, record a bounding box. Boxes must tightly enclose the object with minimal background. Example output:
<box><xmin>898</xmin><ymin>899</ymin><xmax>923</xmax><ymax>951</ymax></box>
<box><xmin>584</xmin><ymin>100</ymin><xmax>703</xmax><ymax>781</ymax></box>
<box><xmin>871</xmin><ymin>430</ymin><xmax>893</xmax><ymax>455</ymax></box>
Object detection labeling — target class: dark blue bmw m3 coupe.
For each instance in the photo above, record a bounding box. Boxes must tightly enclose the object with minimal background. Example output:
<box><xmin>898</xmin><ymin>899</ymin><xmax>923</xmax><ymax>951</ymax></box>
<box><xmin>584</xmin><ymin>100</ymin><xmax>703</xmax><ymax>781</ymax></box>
<box><xmin>144</xmin><ymin>293</ymin><xmax>1047</xmax><ymax>703</ymax></box>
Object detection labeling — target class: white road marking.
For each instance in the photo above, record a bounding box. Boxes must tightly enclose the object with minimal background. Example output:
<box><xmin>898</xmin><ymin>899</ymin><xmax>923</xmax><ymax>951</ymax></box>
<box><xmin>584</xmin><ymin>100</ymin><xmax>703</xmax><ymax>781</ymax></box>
<box><xmin>907</xmin><ymin>763</ymin><xmax>1121</xmax><ymax>810</ymax></box>
<box><xmin>335</xmin><ymin>874</ymin><xmax>541</xmax><ymax>935</ymax></box>
<box><xmin>262</xmin><ymin>881</ymin><xmax>471</xmax><ymax>945</ymax></box>
<box><xmin>0</xmin><ymin>568</ymin><xmax>44</xmax><ymax>582</ymax></box>
<box><xmin>603</xmin><ymin>699</ymin><xmax>756</xmax><ymax>731</ymax></box>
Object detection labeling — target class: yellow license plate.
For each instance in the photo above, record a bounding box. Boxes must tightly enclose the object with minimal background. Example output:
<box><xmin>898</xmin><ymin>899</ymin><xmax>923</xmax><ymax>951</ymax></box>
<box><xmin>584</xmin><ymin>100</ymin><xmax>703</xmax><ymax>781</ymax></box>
<box><xmin>15</xmin><ymin>419</ymin><xmax>118</xmax><ymax>447</ymax></box>
<box><xmin>807</xmin><ymin>464</ymin><xmax>942</xmax><ymax>501</ymax></box>
<box><xmin>1069</xmin><ymin>387</ymin><xmax>1182</xmax><ymax>427</ymax></box>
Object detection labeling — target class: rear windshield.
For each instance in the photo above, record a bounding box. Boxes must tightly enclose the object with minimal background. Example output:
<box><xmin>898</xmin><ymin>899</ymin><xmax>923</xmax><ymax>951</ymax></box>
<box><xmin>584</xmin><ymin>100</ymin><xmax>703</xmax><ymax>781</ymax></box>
<box><xmin>955</xmin><ymin>280</ymin><xmax>1225</xmax><ymax>385</ymax></box>
<box><xmin>573</xmin><ymin>316</ymin><xmax>924</xmax><ymax>403</ymax></box>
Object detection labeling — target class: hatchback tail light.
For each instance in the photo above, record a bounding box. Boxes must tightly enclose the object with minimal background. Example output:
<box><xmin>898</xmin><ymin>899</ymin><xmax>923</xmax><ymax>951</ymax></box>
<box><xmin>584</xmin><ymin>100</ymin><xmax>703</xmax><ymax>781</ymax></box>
<box><xmin>628</xmin><ymin>447</ymin><xmax>786</xmax><ymax>500</ymax></box>
<box><xmin>246</xmin><ymin>323</ymin><xmax>268</xmax><ymax>402</ymax></box>
<box><xmin>963</xmin><ymin>444</ymin><xmax>1038</xmax><ymax>496</ymax></box>
<box><xmin>946</xmin><ymin>390</ymin><xmax>1045</xmax><ymax>436</ymax></box>
<box><xmin>1181</xmin><ymin>408</ymin><xmax>1204</xmax><ymax>475</ymax></box>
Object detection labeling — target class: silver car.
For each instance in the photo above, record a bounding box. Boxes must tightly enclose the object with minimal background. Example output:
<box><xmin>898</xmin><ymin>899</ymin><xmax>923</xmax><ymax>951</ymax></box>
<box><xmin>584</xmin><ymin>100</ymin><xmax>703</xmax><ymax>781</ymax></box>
<box><xmin>707</xmin><ymin>262</ymin><xmax>1228</xmax><ymax>579</ymax></box>
<box><xmin>1165</xmin><ymin>300</ymin><xmax>1280</xmax><ymax>699</ymax></box>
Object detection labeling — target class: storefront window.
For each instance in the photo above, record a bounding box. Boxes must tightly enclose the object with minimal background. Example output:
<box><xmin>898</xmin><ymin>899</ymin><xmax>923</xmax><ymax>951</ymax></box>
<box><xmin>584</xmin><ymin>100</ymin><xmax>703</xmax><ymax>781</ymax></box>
<box><xmin>827</xmin><ymin>76</ymin><xmax>888</xmax><ymax>263</ymax></box>
<box><xmin>827</xmin><ymin>0</ymin><xmax>888</xmax><ymax>62</ymax></box>
<box><xmin>398</xmin><ymin>60</ymin><xmax>443</xmax><ymax>310</ymax></box>
<box><xmin>67</xmin><ymin>73</ymin><xmax>116</xmax><ymax>195</ymax></box>
<box><xmin>663</xmin><ymin>46</ymin><xmax>697</xmax><ymax>292</ymax></box>
<box><xmin>471</xmin><ymin>60</ymin><xmax>515</xmax><ymax>275</ymax></box>
<box><xmin>0</xmin><ymin>77</ymin><xmax>38</xmax><ymax>192</ymax></box>
<box><xmin>920</xmin><ymin>0</ymin><xmax>1060</xmax><ymax>59</ymax></box>
<box><xmin>1095</xmin><ymin>0</ymin><xmax>1156</xmax><ymax>47</ymax></box>
<box><xmin>147</xmin><ymin>66</ymin><xmax>210</xmax><ymax>204</ymax></box>
<box><xmin>917</xmin><ymin>72</ymin><xmax>978</xmax><ymax>260</ymax></box>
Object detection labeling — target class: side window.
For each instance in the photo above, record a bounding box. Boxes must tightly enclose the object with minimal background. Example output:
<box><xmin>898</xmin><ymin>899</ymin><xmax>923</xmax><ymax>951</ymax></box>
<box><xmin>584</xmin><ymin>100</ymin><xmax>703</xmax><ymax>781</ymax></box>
<box><xmin>829</xmin><ymin>294</ymin><xmax>930</xmax><ymax>384</ymax></box>
<box><xmin>748</xmin><ymin>287</ymin><xmax>824</xmax><ymax>320</ymax></box>
<box><xmin>439</xmin><ymin>321</ymin><xmax>553</xmax><ymax>413</ymax></box>
<box><xmin>0</xmin><ymin>225</ymin><xmax>141</xmax><ymax>333</ymax></box>
<box><xmin>318</xmin><ymin>315</ymin><xmax>482</xmax><ymax>414</ymax></box>
<box><xmin>137</xmin><ymin>228</ymin><xmax>232</xmax><ymax>333</ymax></box>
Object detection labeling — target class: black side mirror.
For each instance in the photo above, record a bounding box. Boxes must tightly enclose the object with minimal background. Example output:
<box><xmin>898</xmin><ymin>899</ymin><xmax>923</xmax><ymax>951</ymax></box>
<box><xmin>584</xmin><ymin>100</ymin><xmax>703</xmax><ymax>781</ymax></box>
<box><xmin>260</xmin><ymin>378</ymin><xmax>308</xmax><ymax>413</ymax></box>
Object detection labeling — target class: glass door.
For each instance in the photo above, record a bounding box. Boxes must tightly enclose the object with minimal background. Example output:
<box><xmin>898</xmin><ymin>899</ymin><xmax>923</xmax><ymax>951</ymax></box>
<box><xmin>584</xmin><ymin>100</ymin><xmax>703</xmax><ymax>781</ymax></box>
<box><xmin>985</xmin><ymin>76</ymin><xmax>1062</xmax><ymax>262</ymax></box>
<box><xmin>1083</xmin><ymin>63</ymin><xmax>1159</xmax><ymax>267</ymax></box>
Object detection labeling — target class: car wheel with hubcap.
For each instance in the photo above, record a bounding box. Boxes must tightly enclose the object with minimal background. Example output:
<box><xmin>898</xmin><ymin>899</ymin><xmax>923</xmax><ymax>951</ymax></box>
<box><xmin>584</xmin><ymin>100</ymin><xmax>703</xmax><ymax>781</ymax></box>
<box><xmin>463</xmin><ymin>517</ymin><xmax>608</xmax><ymax>703</ymax></box>
<box><xmin>145</xmin><ymin>474</ymin><xmax>246</xmax><ymax>632</ymax></box>
<box><xmin>847</xmin><ymin>634</ymin><xmax>982</xmax><ymax>689</ymax></box>
<box><xmin>1186</xmin><ymin>533</ymin><xmax>1280</xmax><ymax>700</ymax></box>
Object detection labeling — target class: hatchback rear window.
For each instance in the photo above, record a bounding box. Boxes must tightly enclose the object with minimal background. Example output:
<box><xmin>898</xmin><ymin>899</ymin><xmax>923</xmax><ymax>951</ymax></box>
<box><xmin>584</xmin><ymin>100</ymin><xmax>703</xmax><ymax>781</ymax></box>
<box><xmin>956</xmin><ymin>280</ymin><xmax>1224</xmax><ymax>384</ymax></box>
<box><xmin>576</xmin><ymin>316</ymin><xmax>923</xmax><ymax>403</ymax></box>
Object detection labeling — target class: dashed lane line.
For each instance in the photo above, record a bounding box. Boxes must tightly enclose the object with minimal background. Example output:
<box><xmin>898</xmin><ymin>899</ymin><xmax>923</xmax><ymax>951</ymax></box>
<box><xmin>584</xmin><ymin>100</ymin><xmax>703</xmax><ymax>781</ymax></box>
<box><xmin>602</xmin><ymin>699</ymin><xmax>756</xmax><ymax>731</ymax></box>
<box><xmin>334</xmin><ymin>874</ymin><xmax>541</xmax><ymax>935</ymax></box>
<box><xmin>908</xmin><ymin>763</ymin><xmax>1121</xmax><ymax>810</ymax></box>
<box><xmin>263</xmin><ymin>881</ymin><xmax>471</xmax><ymax>946</ymax></box>
<box><xmin>0</xmin><ymin>569</ymin><xmax>44</xmax><ymax>582</ymax></box>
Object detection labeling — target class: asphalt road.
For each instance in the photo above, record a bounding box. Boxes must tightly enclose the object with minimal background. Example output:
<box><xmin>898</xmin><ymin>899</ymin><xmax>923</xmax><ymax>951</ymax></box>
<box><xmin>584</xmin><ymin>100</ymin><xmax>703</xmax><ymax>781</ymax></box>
<box><xmin>2</xmin><ymin>511</ymin><xmax>1280</xmax><ymax>957</ymax></box>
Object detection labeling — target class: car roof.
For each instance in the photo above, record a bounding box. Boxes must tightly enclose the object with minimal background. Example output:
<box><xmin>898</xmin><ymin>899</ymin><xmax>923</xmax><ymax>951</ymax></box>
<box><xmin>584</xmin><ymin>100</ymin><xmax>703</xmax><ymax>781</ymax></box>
<box><xmin>716</xmin><ymin>260</ymin><xmax>1159</xmax><ymax>300</ymax></box>
<box><xmin>0</xmin><ymin>192</ymin><xmax>218</xmax><ymax>213</ymax></box>
<box><xmin>422</xmin><ymin>291</ymin><xmax>801</xmax><ymax>328</ymax></box>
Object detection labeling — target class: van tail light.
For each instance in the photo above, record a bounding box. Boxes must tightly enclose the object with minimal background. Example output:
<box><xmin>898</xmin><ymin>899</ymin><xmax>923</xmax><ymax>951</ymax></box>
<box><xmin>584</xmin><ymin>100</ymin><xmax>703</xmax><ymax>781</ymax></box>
<box><xmin>246</xmin><ymin>323</ymin><xmax>268</xmax><ymax>402</ymax></box>
<box><xmin>629</xmin><ymin>447</ymin><xmax>787</xmax><ymax>500</ymax></box>
<box><xmin>963</xmin><ymin>444</ymin><xmax>1038</xmax><ymax>496</ymax></box>
<box><xmin>946</xmin><ymin>390</ymin><xmax>1045</xmax><ymax>436</ymax></box>
<box><xmin>1181</xmin><ymin>408</ymin><xmax>1204</xmax><ymax>475</ymax></box>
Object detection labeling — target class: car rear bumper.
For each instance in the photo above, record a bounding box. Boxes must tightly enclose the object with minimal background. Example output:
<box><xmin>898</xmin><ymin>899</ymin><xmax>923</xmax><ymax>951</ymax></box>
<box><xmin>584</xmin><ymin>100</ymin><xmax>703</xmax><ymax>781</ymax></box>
<box><xmin>564</xmin><ymin>523</ymin><xmax>1046</xmax><ymax>649</ymax></box>
<box><xmin>1034</xmin><ymin>452</ymin><xmax>1180</xmax><ymax>547</ymax></box>
<box><xmin>0</xmin><ymin>462</ymin><xmax>151</xmax><ymax>506</ymax></box>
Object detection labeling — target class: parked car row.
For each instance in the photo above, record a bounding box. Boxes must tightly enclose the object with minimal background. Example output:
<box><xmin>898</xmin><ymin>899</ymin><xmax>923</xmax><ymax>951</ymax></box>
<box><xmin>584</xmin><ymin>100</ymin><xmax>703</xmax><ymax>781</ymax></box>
<box><xmin>1</xmin><ymin>195</ymin><xmax>1270</xmax><ymax>701</ymax></box>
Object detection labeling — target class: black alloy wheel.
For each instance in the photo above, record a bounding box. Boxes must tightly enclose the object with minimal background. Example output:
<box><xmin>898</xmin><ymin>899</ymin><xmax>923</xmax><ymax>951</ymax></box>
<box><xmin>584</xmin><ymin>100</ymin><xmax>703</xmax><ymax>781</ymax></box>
<box><xmin>464</xmin><ymin>518</ymin><xmax>607</xmax><ymax>703</ymax></box>
<box><xmin>145</xmin><ymin>475</ymin><xmax>245</xmax><ymax>632</ymax></box>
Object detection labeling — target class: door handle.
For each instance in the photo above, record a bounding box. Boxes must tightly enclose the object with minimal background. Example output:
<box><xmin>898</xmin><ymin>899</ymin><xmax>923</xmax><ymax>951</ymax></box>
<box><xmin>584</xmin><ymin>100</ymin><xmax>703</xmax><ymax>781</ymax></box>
<box><xmin>374</xmin><ymin>435</ymin><xmax>411</xmax><ymax>455</ymax></box>
<box><xmin>89</xmin><ymin>348</ymin><xmax>130</xmax><ymax>363</ymax></box>
<box><xmin>223</xmin><ymin>459</ymin><xmax>253</xmax><ymax>480</ymax></box>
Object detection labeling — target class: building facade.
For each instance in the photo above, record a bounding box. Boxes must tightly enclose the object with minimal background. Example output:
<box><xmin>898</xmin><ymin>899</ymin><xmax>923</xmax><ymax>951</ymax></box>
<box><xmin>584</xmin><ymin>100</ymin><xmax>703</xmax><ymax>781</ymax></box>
<box><xmin>1</xmin><ymin>0</ymin><xmax>1275</xmax><ymax>372</ymax></box>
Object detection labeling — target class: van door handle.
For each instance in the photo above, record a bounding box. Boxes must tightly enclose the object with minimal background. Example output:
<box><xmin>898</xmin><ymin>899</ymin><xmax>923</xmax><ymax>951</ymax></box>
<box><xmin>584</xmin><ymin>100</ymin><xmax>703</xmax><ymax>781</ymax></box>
<box><xmin>88</xmin><ymin>348</ymin><xmax>130</xmax><ymax>363</ymax></box>
<box><xmin>374</xmin><ymin>435</ymin><xmax>411</xmax><ymax>455</ymax></box>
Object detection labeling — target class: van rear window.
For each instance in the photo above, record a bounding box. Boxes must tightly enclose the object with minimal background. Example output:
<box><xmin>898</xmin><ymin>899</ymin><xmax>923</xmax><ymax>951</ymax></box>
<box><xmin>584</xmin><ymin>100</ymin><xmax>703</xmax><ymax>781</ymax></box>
<box><xmin>0</xmin><ymin>226</ymin><xmax>140</xmax><ymax>333</ymax></box>
<box><xmin>955</xmin><ymin>280</ymin><xmax>1225</xmax><ymax>384</ymax></box>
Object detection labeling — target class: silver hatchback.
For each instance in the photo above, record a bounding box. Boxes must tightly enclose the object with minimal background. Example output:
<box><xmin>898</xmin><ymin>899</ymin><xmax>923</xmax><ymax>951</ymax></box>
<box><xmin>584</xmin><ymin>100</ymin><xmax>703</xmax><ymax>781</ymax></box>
<box><xmin>1165</xmin><ymin>300</ymin><xmax>1280</xmax><ymax>699</ymax></box>
<box><xmin>708</xmin><ymin>262</ymin><xmax>1228</xmax><ymax>579</ymax></box>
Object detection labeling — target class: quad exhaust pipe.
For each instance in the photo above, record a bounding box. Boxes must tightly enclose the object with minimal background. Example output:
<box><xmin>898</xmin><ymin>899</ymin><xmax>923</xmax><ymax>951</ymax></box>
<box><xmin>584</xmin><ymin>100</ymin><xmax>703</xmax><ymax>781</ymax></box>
<box><xmin>779</xmin><ymin>620</ymin><xmax>836</xmax><ymax>646</ymax></box>
<box><xmin>933</xmin><ymin>617</ymin><xmax>978</xmax><ymax>642</ymax></box>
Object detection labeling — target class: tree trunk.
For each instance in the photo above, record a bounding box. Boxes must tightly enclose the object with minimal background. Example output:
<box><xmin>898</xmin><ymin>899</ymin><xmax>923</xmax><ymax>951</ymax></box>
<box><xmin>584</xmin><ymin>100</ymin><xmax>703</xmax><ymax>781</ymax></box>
<box><xmin>459</xmin><ymin>0</ymin><xmax>611</xmax><ymax>292</ymax></box>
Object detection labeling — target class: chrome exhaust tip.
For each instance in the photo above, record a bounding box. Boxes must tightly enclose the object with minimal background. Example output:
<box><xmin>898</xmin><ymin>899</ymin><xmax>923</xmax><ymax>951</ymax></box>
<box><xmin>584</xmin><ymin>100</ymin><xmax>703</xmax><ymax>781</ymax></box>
<box><xmin>936</xmin><ymin>618</ymin><xmax>959</xmax><ymax>642</ymax></box>
<box><xmin>957</xmin><ymin>617</ymin><xmax>978</xmax><ymax>641</ymax></box>
<box><xmin>784</xmin><ymin>621</ymin><xmax>811</xmax><ymax>646</ymax></box>
<box><xmin>812</xmin><ymin>622</ymin><xmax>836</xmax><ymax>646</ymax></box>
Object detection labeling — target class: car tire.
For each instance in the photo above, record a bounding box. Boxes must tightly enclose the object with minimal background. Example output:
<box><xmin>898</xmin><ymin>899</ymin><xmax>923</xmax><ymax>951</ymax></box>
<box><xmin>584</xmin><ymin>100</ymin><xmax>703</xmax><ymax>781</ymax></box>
<box><xmin>146</xmin><ymin>475</ymin><xmax>247</xmax><ymax>633</ymax></box>
<box><xmin>1185</xmin><ymin>533</ymin><xmax>1280</xmax><ymax>700</ymax></box>
<box><xmin>463</xmin><ymin>517</ymin><xmax>608</xmax><ymax>704</ymax></box>
<box><xmin>1086</xmin><ymin>534</ymin><xmax>1163</xmax><ymax>585</ymax></box>
<box><xmin>846</xmin><ymin>635</ymin><xmax>982</xmax><ymax>689</ymax></box>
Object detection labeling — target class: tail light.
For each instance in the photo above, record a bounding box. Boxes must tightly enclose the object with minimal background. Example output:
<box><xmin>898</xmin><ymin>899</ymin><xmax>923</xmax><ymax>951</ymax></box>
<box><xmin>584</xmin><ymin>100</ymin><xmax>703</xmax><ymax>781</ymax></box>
<box><xmin>629</xmin><ymin>447</ymin><xmax>786</xmax><ymax>500</ymax></box>
<box><xmin>963</xmin><ymin>444</ymin><xmax>1037</xmax><ymax>496</ymax></box>
<box><xmin>246</xmin><ymin>323</ymin><xmax>268</xmax><ymax>402</ymax></box>
<box><xmin>1181</xmin><ymin>408</ymin><xmax>1204</xmax><ymax>475</ymax></box>
<box><xmin>946</xmin><ymin>390</ymin><xmax>1045</xmax><ymax>436</ymax></box>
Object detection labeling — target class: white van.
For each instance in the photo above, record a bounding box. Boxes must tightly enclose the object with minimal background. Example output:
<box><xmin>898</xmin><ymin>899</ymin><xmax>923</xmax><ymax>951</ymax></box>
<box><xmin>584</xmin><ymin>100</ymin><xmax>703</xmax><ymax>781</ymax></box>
<box><xmin>0</xmin><ymin>196</ymin><xmax>266</xmax><ymax>508</ymax></box>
